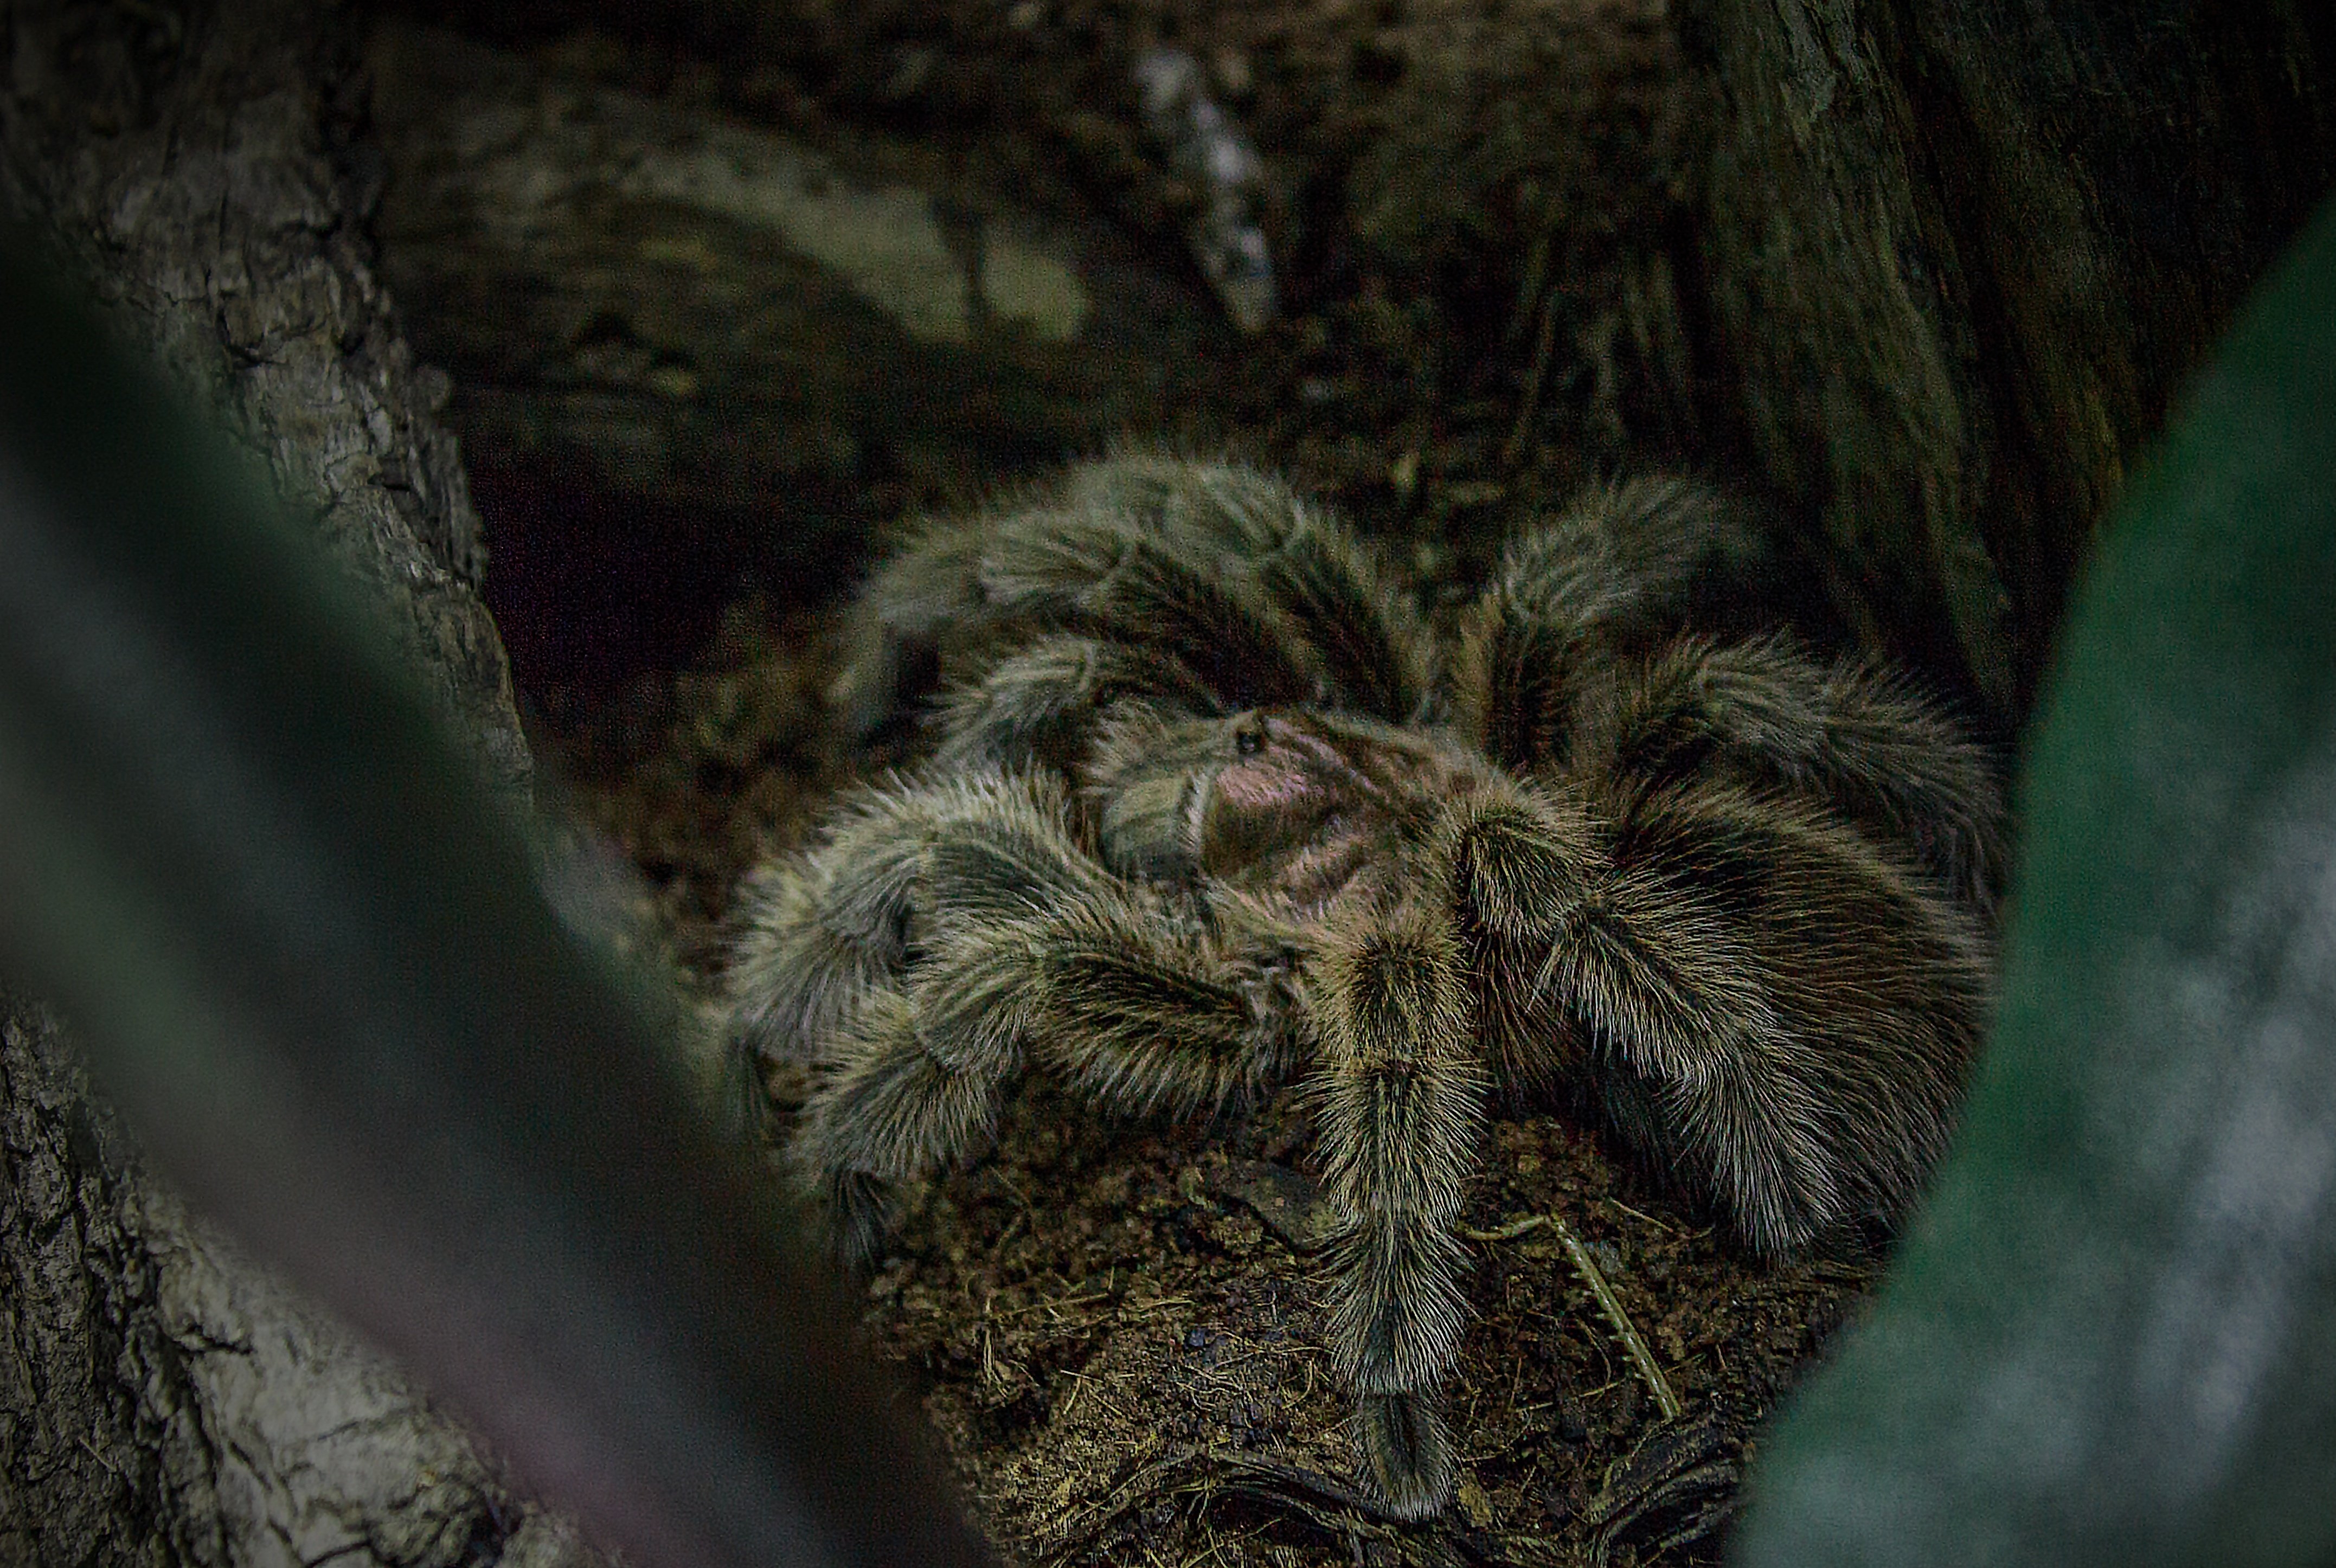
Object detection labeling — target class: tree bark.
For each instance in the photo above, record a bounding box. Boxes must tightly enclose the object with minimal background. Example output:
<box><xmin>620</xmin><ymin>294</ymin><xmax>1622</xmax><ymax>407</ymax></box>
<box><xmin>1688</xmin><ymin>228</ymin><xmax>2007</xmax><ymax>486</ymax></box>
<box><xmin>0</xmin><ymin>2</ymin><xmax>599</xmax><ymax>1563</ymax></box>
<box><xmin>1685</xmin><ymin>0</ymin><xmax>2336</xmax><ymax>728</ymax></box>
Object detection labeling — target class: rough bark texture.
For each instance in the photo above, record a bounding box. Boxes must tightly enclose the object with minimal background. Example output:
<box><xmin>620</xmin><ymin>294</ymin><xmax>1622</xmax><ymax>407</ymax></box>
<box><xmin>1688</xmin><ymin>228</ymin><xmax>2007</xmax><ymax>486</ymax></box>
<box><xmin>0</xmin><ymin>2</ymin><xmax>600</xmax><ymax>1563</ymax></box>
<box><xmin>1685</xmin><ymin>0</ymin><xmax>2336</xmax><ymax>728</ymax></box>
<box><xmin>1</xmin><ymin>0</ymin><xmax>528</xmax><ymax>787</ymax></box>
<box><xmin>1</xmin><ymin>997</ymin><xmax>609</xmax><ymax>1568</ymax></box>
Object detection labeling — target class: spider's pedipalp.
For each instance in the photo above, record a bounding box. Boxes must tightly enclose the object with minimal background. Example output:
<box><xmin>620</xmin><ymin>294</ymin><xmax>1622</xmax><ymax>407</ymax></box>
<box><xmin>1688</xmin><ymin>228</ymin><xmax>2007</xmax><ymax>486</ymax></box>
<box><xmin>1030</xmin><ymin>901</ymin><xmax>1300</xmax><ymax>1115</ymax></box>
<box><xmin>775</xmin><ymin>764</ymin><xmax>1300</xmax><ymax>1267</ymax></box>
<box><xmin>1082</xmin><ymin>703</ymin><xmax>1236</xmax><ymax>881</ymax></box>
<box><xmin>1448</xmin><ymin>783</ymin><xmax>1596</xmax><ymax>939</ymax></box>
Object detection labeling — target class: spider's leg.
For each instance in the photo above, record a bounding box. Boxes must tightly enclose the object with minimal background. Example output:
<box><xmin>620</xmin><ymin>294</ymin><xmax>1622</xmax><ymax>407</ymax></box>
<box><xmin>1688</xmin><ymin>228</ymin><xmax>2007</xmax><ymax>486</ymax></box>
<box><xmin>859</xmin><ymin>491</ymin><xmax>1321</xmax><ymax>713</ymax></box>
<box><xmin>794</xmin><ymin>886</ymin><xmax>1292</xmax><ymax>1263</ymax></box>
<box><xmin>779</xmin><ymin>768</ymin><xmax>1116</xmax><ymax>1261</ymax></box>
<box><xmin>1050</xmin><ymin>456</ymin><xmax>1437</xmax><ymax>719</ymax></box>
<box><xmin>1587</xmin><ymin>782</ymin><xmax>1993</xmax><ymax>1241</ymax></box>
<box><xmin>726</xmin><ymin>780</ymin><xmax>949</xmax><ymax>1068</ymax></box>
<box><xmin>1582</xmin><ymin>634</ymin><xmax>2005</xmax><ymax>907</ymax></box>
<box><xmin>728</xmin><ymin>767</ymin><xmax>1109</xmax><ymax>1065</ymax></box>
<box><xmin>1311</xmin><ymin>883</ymin><xmax>1488</xmax><ymax>1519</ymax></box>
<box><xmin>1246</xmin><ymin>511</ymin><xmax>1435</xmax><ymax>722</ymax></box>
<box><xmin>1487</xmin><ymin>475</ymin><xmax>1786</xmax><ymax>645</ymax></box>
<box><xmin>790</xmin><ymin>976</ymin><xmax>1018</xmax><ymax>1268</ymax></box>
<box><xmin>782</xmin><ymin>769</ymin><xmax>1288</xmax><ymax>1263</ymax></box>
<box><xmin>1465</xmin><ymin>777</ymin><xmax>1987</xmax><ymax>1256</ymax></box>
<box><xmin>1452</xmin><ymin>477</ymin><xmax>1807</xmax><ymax>766</ymax></box>
<box><xmin>1025</xmin><ymin>898</ymin><xmax>1302</xmax><ymax>1115</ymax></box>
<box><xmin>848</xmin><ymin>458</ymin><xmax>1434</xmax><ymax>729</ymax></box>
<box><xmin>1459</xmin><ymin>779</ymin><xmax>1842</xmax><ymax>1252</ymax></box>
<box><xmin>928</xmin><ymin>634</ymin><xmax>1221</xmax><ymax>775</ymax></box>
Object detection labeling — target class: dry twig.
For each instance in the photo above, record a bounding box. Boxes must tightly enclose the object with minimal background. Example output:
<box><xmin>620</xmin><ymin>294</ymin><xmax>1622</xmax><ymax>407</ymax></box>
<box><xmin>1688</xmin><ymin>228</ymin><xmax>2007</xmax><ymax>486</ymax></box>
<box><xmin>1461</xmin><ymin>1213</ymin><xmax>1682</xmax><ymax>1422</ymax></box>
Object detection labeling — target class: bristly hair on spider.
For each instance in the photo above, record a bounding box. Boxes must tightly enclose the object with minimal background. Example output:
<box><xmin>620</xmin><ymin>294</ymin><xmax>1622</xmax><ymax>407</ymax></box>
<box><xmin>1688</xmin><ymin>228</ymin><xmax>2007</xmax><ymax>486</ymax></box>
<box><xmin>727</xmin><ymin>454</ymin><xmax>2002</xmax><ymax>1519</ymax></box>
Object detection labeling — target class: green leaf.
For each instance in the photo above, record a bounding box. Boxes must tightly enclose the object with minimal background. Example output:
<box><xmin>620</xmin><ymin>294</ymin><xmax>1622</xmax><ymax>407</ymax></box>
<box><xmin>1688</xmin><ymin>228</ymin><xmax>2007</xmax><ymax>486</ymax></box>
<box><xmin>1736</xmin><ymin>196</ymin><xmax>2336</xmax><ymax>1567</ymax></box>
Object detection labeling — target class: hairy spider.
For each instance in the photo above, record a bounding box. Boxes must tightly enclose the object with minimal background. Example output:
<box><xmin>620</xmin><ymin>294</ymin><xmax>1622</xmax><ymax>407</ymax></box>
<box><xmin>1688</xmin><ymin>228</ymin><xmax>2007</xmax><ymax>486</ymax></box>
<box><xmin>727</xmin><ymin>457</ymin><xmax>2001</xmax><ymax>1518</ymax></box>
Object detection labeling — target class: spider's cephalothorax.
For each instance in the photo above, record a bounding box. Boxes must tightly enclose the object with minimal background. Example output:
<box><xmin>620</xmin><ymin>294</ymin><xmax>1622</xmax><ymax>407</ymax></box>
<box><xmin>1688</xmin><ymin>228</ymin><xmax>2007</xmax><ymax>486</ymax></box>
<box><xmin>728</xmin><ymin>457</ymin><xmax>2003</xmax><ymax>1519</ymax></box>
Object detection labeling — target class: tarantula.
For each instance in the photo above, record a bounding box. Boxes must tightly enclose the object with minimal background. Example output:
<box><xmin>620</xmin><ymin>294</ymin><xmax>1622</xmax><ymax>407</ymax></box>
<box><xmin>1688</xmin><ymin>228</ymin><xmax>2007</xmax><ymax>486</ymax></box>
<box><xmin>727</xmin><ymin>457</ymin><xmax>2001</xmax><ymax>1518</ymax></box>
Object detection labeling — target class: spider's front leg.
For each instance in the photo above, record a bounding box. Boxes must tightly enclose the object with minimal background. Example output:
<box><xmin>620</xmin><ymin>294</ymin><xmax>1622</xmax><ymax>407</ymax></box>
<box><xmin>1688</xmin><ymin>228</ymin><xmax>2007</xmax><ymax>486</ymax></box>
<box><xmin>1306</xmin><ymin>785</ymin><xmax>1622</xmax><ymax>1519</ymax></box>
<box><xmin>1310</xmin><ymin>875</ymin><xmax>1490</xmax><ymax>1519</ymax></box>
<box><xmin>797</xmin><ymin>899</ymin><xmax>1300</xmax><ymax>1267</ymax></box>
<box><xmin>726</xmin><ymin>772</ymin><xmax>1081</xmax><ymax>1258</ymax></box>
<box><xmin>1459</xmin><ymin>781</ymin><xmax>1848</xmax><ymax>1255</ymax></box>
<box><xmin>781</xmin><ymin>775</ymin><xmax>1299</xmax><ymax>1269</ymax></box>
<box><xmin>1313</xmin><ymin>776</ymin><xmax>1876</xmax><ymax>1518</ymax></box>
<box><xmin>728</xmin><ymin>770</ymin><xmax>1108</xmax><ymax>1069</ymax></box>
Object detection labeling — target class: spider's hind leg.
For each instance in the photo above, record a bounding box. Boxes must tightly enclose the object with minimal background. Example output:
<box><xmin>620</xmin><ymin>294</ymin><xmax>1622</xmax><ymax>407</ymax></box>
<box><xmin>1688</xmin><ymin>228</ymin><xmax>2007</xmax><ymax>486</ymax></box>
<box><xmin>1587</xmin><ymin>635</ymin><xmax>2007</xmax><ymax>908</ymax></box>
<box><xmin>842</xmin><ymin>458</ymin><xmax>1439</xmax><ymax>741</ymax></box>
<box><xmin>1489</xmin><ymin>475</ymin><xmax>1807</xmax><ymax>648</ymax></box>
